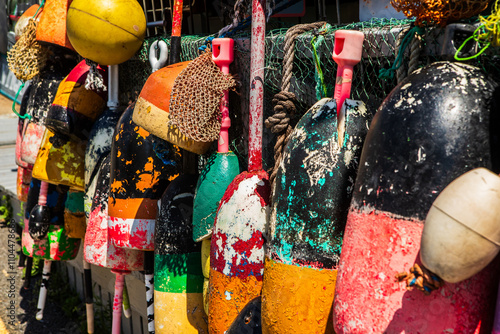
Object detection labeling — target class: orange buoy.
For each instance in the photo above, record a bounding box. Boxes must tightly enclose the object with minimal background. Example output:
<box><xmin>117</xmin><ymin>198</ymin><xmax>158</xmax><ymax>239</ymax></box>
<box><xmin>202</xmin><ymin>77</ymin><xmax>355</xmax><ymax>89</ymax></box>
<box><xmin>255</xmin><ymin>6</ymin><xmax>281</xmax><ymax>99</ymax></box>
<box><xmin>14</xmin><ymin>4</ymin><xmax>40</xmax><ymax>40</ymax></box>
<box><xmin>66</xmin><ymin>0</ymin><xmax>146</xmax><ymax>65</ymax></box>
<box><xmin>36</xmin><ymin>0</ymin><xmax>75</xmax><ymax>51</ymax></box>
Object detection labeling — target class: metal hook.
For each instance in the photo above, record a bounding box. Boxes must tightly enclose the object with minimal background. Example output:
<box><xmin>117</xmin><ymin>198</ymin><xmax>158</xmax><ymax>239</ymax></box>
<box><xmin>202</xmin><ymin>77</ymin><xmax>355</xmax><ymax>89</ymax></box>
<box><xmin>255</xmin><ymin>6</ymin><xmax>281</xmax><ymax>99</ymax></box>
<box><xmin>149</xmin><ymin>40</ymin><xmax>169</xmax><ymax>72</ymax></box>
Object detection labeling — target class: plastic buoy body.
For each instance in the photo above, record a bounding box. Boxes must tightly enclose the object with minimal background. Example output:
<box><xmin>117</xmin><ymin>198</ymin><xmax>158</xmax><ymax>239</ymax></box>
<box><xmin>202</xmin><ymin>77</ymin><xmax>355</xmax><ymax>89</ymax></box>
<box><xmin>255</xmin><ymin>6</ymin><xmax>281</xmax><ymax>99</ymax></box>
<box><xmin>208</xmin><ymin>171</ymin><xmax>270</xmax><ymax>334</ymax></box>
<box><xmin>192</xmin><ymin>151</ymin><xmax>240</xmax><ymax>242</ymax></box>
<box><xmin>32</xmin><ymin>129</ymin><xmax>86</xmax><ymax>191</ymax></box>
<box><xmin>421</xmin><ymin>168</ymin><xmax>500</xmax><ymax>283</ymax></box>
<box><xmin>333</xmin><ymin>62</ymin><xmax>500</xmax><ymax>333</ymax></box>
<box><xmin>46</xmin><ymin>60</ymin><xmax>107</xmax><ymax>141</ymax></box>
<box><xmin>132</xmin><ymin>61</ymin><xmax>212</xmax><ymax>154</ymax></box>
<box><xmin>84</xmin><ymin>155</ymin><xmax>144</xmax><ymax>271</ymax></box>
<box><xmin>22</xmin><ymin>178</ymin><xmax>80</xmax><ymax>261</ymax></box>
<box><xmin>108</xmin><ymin>105</ymin><xmax>180</xmax><ymax>251</ymax></box>
<box><xmin>36</xmin><ymin>0</ymin><xmax>75</xmax><ymax>50</ymax></box>
<box><xmin>154</xmin><ymin>174</ymin><xmax>207</xmax><ymax>333</ymax></box>
<box><xmin>66</xmin><ymin>0</ymin><xmax>146</xmax><ymax>65</ymax></box>
<box><xmin>262</xmin><ymin>99</ymin><xmax>371</xmax><ymax>334</ymax></box>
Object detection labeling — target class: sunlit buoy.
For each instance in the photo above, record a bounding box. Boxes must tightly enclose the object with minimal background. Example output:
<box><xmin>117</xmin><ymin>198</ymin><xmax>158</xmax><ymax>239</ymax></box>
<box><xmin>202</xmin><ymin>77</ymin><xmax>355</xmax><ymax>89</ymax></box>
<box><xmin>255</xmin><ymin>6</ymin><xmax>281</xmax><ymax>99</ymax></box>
<box><xmin>66</xmin><ymin>0</ymin><xmax>146</xmax><ymax>65</ymax></box>
<box><xmin>36</xmin><ymin>0</ymin><xmax>75</xmax><ymax>51</ymax></box>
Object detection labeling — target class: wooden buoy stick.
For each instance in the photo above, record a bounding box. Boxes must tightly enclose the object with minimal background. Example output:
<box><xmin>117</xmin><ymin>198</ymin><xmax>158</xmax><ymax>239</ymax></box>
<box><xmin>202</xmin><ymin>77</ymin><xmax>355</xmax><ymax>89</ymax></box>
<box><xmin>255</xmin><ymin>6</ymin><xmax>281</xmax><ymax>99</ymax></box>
<box><xmin>35</xmin><ymin>260</ymin><xmax>52</xmax><ymax>320</ymax></box>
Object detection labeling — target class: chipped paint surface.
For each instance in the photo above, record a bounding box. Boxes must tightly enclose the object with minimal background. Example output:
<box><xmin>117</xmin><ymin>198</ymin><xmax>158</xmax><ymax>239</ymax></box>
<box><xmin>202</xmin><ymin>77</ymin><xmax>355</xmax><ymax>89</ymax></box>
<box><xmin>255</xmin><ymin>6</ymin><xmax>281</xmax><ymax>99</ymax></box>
<box><xmin>268</xmin><ymin>99</ymin><xmax>371</xmax><ymax>269</ymax></box>
<box><xmin>108</xmin><ymin>105</ymin><xmax>179</xmax><ymax>251</ymax></box>
<box><xmin>262</xmin><ymin>258</ymin><xmax>336</xmax><ymax>334</ymax></box>
<box><xmin>155</xmin><ymin>290</ymin><xmax>207</xmax><ymax>334</ymax></box>
<box><xmin>192</xmin><ymin>151</ymin><xmax>240</xmax><ymax>242</ymax></box>
<box><xmin>333</xmin><ymin>209</ymin><xmax>500</xmax><ymax>333</ymax></box>
<box><xmin>84</xmin><ymin>156</ymin><xmax>144</xmax><ymax>271</ymax></box>
<box><xmin>20</xmin><ymin>122</ymin><xmax>45</xmax><ymax>165</ymax></box>
<box><xmin>333</xmin><ymin>62</ymin><xmax>500</xmax><ymax>333</ymax></box>
<box><xmin>17</xmin><ymin>166</ymin><xmax>32</xmax><ymax>202</ymax></box>
<box><xmin>32</xmin><ymin>129</ymin><xmax>86</xmax><ymax>191</ymax></box>
<box><xmin>208</xmin><ymin>268</ymin><xmax>263</xmax><ymax>334</ymax></box>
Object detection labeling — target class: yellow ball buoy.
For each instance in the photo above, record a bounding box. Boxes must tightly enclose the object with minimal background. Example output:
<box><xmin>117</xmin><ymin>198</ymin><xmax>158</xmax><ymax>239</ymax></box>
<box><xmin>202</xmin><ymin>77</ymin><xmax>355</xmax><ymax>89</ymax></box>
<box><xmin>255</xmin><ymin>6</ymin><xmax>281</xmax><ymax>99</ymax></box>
<box><xmin>66</xmin><ymin>0</ymin><xmax>146</xmax><ymax>65</ymax></box>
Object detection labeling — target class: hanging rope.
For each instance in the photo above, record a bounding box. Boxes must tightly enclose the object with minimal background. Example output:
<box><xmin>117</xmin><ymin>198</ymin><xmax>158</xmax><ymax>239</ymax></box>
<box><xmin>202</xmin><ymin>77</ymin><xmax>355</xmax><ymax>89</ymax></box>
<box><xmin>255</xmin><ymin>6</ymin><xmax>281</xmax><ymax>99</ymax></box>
<box><xmin>380</xmin><ymin>26</ymin><xmax>424</xmax><ymax>81</ymax></box>
<box><xmin>395</xmin><ymin>263</ymin><xmax>444</xmax><ymax>295</ymax></box>
<box><xmin>265</xmin><ymin>21</ymin><xmax>327</xmax><ymax>189</ymax></box>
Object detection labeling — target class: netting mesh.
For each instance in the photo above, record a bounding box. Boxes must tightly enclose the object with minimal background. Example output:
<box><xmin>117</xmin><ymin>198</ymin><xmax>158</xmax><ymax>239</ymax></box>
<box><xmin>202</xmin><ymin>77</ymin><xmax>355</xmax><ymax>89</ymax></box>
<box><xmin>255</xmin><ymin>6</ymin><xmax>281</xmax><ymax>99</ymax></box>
<box><xmin>119</xmin><ymin>18</ymin><xmax>500</xmax><ymax>170</ymax></box>
<box><xmin>169</xmin><ymin>50</ymin><xmax>237</xmax><ymax>142</ymax></box>
<box><xmin>7</xmin><ymin>18</ymin><xmax>47</xmax><ymax>81</ymax></box>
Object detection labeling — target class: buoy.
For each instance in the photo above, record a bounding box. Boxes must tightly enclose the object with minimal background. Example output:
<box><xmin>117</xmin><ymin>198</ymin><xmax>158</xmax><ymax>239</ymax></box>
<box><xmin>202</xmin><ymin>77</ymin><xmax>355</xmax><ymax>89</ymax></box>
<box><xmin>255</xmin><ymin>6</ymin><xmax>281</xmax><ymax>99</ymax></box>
<box><xmin>66</xmin><ymin>0</ymin><xmax>146</xmax><ymax>65</ymax></box>
<box><xmin>154</xmin><ymin>174</ymin><xmax>207</xmax><ymax>333</ymax></box>
<box><xmin>107</xmin><ymin>104</ymin><xmax>180</xmax><ymax>251</ymax></box>
<box><xmin>192</xmin><ymin>38</ymin><xmax>240</xmax><ymax>243</ymax></box>
<box><xmin>32</xmin><ymin>128</ymin><xmax>86</xmax><ymax>191</ymax></box>
<box><xmin>226</xmin><ymin>296</ymin><xmax>262</xmax><ymax>334</ymax></box>
<box><xmin>46</xmin><ymin>59</ymin><xmax>108</xmax><ymax>141</ymax></box>
<box><xmin>64</xmin><ymin>190</ymin><xmax>86</xmax><ymax>239</ymax></box>
<box><xmin>14</xmin><ymin>4</ymin><xmax>40</xmax><ymax>40</ymax></box>
<box><xmin>208</xmin><ymin>2</ymin><xmax>269</xmax><ymax>332</ymax></box>
<box><xmin>17</xmin><ymin>166</ymin><xmax>32</xmax><ymax>202</ymax></box>
<box><xmin>421</xmin><ymin>167</ymin><xmax>500</xmax><ymax>283</ymax></box>
<box><xmin>35</xmin><ymin>0</ymin><xmax>75</xmax><ymax>51</ymax></box>
<box><xmin>333</xmin><ymin>61</ymin><xmax>500</xmax><ymax>333</ymax></box>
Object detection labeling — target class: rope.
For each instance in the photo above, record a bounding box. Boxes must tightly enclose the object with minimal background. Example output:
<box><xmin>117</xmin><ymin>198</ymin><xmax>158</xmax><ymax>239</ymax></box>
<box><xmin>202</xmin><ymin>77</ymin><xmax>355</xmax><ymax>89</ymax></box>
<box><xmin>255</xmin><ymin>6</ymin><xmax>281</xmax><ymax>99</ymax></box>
<box><xmin>408</xmin><ymin>31</ymin><xmax>423</xmax><ymax>75</ymax></box>
<box><xmin>395</xmin><ymin>26</ymin><xmax>410</xmax><ymax>83</ymax></box>
<box><xmin>265</xmin><ymin>21</ymin><xmax>326</xmax><ymax>189</ymax></box>
<box><xmin>84</xmin><ymin>59</ymin><xmax>106</xmax><ymax>92</ymax></box>
<box><xmin>379</xmin><ymin>26</ymin><xmax>424</xmax><ymax>81</ymax></box>
<box><xmin>395</xmin><ymin>263</ymin><xmax>444</xmax><ymax>295</ymax></box>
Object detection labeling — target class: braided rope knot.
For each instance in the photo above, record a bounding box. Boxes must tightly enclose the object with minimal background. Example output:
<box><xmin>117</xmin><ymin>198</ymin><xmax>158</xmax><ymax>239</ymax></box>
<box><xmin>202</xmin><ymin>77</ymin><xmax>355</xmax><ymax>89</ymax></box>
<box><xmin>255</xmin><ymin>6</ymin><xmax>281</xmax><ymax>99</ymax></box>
<box><xmin>396</xmin><ymin>263</ymin><xmax>444</xmax><ymax>295</ymax></box>
<box><xmin>265</xmin><ymin>91</ymin><xmax>297</xmax><ymax>134</ymax></box>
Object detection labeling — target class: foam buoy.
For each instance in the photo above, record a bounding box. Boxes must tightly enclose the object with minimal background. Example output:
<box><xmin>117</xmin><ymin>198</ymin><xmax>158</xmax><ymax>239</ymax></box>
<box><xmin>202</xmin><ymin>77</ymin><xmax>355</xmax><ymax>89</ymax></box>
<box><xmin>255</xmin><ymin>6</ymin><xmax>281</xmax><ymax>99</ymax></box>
<box><xmin>32</xmin><ymin>128</ymin><xmax>86</xmax><ymax>191</ymax></box>
<box><xmin>64</xmin><ymin>190</ymin><xmax>86</xmax><ymax>239</ymax></box>
<box><xmin>421</xmin><ymin>167</ymin><xmax>500</xmax><ymax>283</ymax></box>
<box><xmin>46</xmin><ymin>59</ymin><xmax>108</xmax><ymax>141</ymax></box>
<box><xmin>108</xmin><ymin>104</ymin><xmax>180</xmax><ymax>251</ymax></box>
<box><xmin>333</xmin><ymin>62</ymin><xmax>500</xmax><ymax>333</ymax></box>
<box><xmin>14</xmin><ymin>4</ymin><xmax>40</xmax><ymax>40</ymax></box>
<box><xmin>132</xmin><ymin>61</ymin><xmax>213</xmax><ymax>154</ymax></box>
<box><xmin>36</xmin><ymin>0</ymin><xmax>75</xmax><ymax>51</ymax></box>
<box><xmin>154</xmin><ymin>174</ymin><xmax>207</xmax><ymax>333</ymax></box>
<box><xmin>66</xmin><ymin>0</ymin><xmax>146</xmax><ymax>65</ymax></box>
<box><xmin>17</xmin><ymin>166</ymin><xmax>32</xmax><ymax>202</ymax></box>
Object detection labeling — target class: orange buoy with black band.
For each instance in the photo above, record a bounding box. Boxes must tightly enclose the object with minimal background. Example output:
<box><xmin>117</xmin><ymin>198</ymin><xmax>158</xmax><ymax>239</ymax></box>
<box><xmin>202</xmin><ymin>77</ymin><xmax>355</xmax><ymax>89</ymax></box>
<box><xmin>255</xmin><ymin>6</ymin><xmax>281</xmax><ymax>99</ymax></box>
<box><xmin>66</xmin><ymin>0</ymin><xmax>146</xmax><ymax>65</ymax></box>
<box><xmin>36</xmin><ymin>0</ymin><xmax>75</xmax><ymax>51</ymax></box>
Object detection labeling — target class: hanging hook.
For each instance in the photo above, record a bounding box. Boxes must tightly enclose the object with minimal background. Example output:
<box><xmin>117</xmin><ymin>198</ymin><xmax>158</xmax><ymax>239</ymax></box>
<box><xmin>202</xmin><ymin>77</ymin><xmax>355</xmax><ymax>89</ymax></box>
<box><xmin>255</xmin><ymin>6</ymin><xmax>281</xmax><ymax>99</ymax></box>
<box><xmin>149</xmin><ymin>40</ymin><xmax>169</xmax><ymax>72</ymax></box>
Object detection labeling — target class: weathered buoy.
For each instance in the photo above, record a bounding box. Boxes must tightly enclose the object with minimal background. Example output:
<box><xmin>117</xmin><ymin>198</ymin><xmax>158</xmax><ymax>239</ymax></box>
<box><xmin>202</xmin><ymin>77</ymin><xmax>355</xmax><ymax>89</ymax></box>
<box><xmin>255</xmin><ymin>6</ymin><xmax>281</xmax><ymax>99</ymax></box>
<box><xmin>192</xmin><ymin>38</ymin><xmax>240</xmax><ymax>242</ymax></box>
<box><xmin>46</xmin><ymin>59</ymin><xmax>108</xmax><ymax>141</ymax></box>
<box><xmin>84</xmin><ymin>155</ymin><xmax>144</xmax><ymax>271</ymax></box>
<box><xmin>333</xmin><ymin>61</ymin><xmax>500</xmax><ymax>333</ymax></box>
<box><xmin>17</xmin><ymin>166</ymin><xmax>32</xmax><ymax>202</ymax></box>
<box><xmin>66</xmin><ymin>0</ymin><xmax>146</xmax><ymax>65</ymax></box>
<box><xmin>226</xmin><ymin>296</ymin><xmax>262</xmax><ymax>334</ymax></box>
<box><xmin>131</xmin><ymin>61</ymin><xmax>213</xmax><ymax>154</ymax></box>
<box><xmin>32</xmin><ymin>128</ymin><xmax>86</xmax><ymax>191</ymax></box>
<box><xmin>208</xmin><ymin>2</ymin><xmax>269</xmax><ymax>332</ymax></box>
<box><xmin>36</xmin><ymin>0</ymin><xmax>75</xmax><ymax>51</ymax></box>
<box><xmin>108</xmin><ymin>104</ymin><xmax>180</xmax><ymax>251</ymax></box>
<box><xmin>262</xmin><ymin>98</ymin><xmax>371</xmax><ymax>334</ymax></box>
<box><xmin>154</xmin><ymin>174</ymin><xmax>207</xmax><ymax>333</ymax></box>
<box><xmin>14</xmin><ymin>4</ymin><xmax>40</xmax><ymax>40</ymax></box>
<box><xmin>421</xmin><ymin>167</ymin><xmax>500</xmax><ymax>283</ymax></box>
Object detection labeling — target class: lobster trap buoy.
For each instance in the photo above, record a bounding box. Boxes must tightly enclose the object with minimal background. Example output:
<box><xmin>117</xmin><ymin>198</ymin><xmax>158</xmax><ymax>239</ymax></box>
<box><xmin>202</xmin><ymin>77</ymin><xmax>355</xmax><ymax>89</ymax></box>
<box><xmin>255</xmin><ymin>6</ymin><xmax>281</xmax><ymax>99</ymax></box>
<box><xmin>46</xmin><ymin>59</ymin><xmax>108</xmax><ymax>141</ymax></box>
<box><xmin>154</xmin><ymin>174</ymin><xmax>207</xmax><ymax>333</ymax></box>
<box><xmin>108</xmin><ymin>104</ymin><xmax>180</xmax><ymax>251</ymax></box>
<box><xmin>64</xmin><ymin>190</ymin><xmax>86</xmax><ymax>239</ymax></box>
<box><xmin>421</xmin><ymin>167</ymin><xmax>500</xmax><ymax>283</ymax></box>
<box><xmin>35</xmin><ymin>0</ymin><xmax>75</xmax><ymax>51</ymax></box>
<box><xmin>333</xmin><ymin>61</ymin><xmax>500</xmax><ymax>333</ymax></box>
<box><xmin>66</xmin><ymin>0</ymin><xmax>146</xmax><ymax>65</ymax></box>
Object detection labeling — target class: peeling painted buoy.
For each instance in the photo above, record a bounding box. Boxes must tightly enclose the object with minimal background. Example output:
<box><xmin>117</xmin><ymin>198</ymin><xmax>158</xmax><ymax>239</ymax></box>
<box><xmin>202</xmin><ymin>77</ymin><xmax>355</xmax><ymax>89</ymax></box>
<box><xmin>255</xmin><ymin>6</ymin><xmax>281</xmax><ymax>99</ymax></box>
<box><xmin>32</xmin><ymin>128</ymin><xmax>86</xmax><ymax>191</ymax></box>
<box><xmin>333</xmin><ymin>61</ymin><xmax>500</xmax><ymax>333</ymax></box>
<box><xmin>84</xmin><ymin>155</ymin><xmax>144</xmax><ymax>271</ymax></box>
<box><xmin>421</xmin><ymin>167</ymin><xmax>500</xmax><ymax>283</ymax></box>
<box><xmin>17</xmin><ymin>166</ymin><xmax>32</xmax><ymax>202</ymax></box>
<box><xmin>154</xmin><ymin>174</ymin><xmax>207</xmax><ymax>333</ymax></box>
<box><xmin>226</xmin><ymin>296</ymin><xmax>262</xmax><ymax>334</ymax></box>
<box><xmin>64</xmin><ymin>190</ymin><xmax>86</xmax><ymax>239</ymax></box>
<box><xmin>262</xmin><ymin>98</ymin><xmax>371</xmax><ymax>334</ymax></box>
<box><xmin>108</xmin><ymin>104</ymin><xmax>180</xmax><ymax>251</ymax></box>
<box><xmin>46</xmin><ymin>59</ymin><xmax>108</xmax><ymax>141</ymax></box>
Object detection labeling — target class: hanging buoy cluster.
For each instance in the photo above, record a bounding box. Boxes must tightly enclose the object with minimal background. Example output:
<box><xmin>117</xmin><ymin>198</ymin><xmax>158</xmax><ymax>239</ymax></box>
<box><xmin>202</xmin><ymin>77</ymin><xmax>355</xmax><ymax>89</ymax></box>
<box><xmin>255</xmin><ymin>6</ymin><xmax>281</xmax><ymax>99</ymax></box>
<box><xmin>8</xmin><ymin>0</ymin><xmax>500</xmax><ymax>332</ymax></box>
